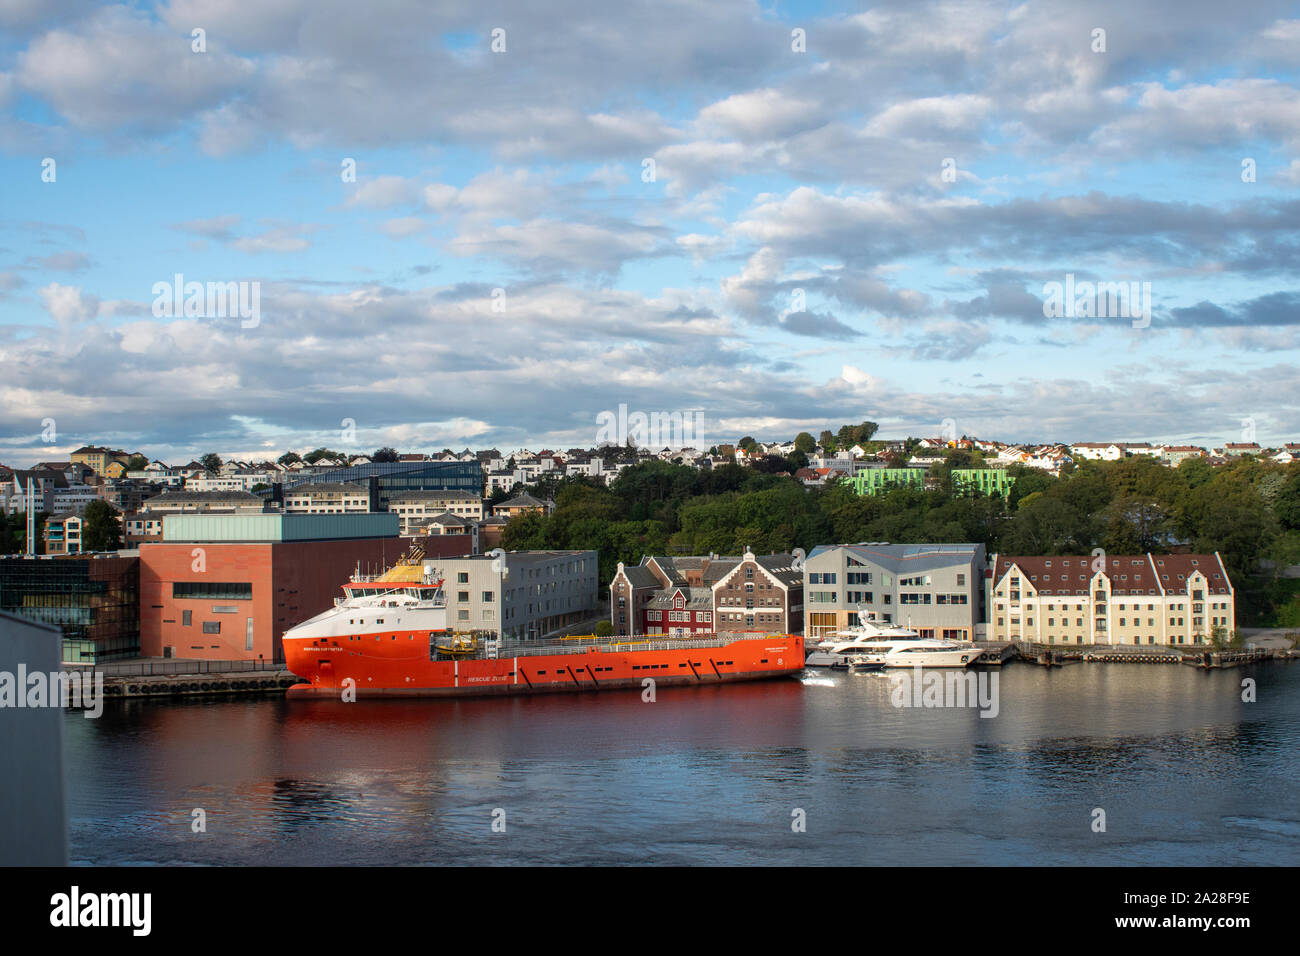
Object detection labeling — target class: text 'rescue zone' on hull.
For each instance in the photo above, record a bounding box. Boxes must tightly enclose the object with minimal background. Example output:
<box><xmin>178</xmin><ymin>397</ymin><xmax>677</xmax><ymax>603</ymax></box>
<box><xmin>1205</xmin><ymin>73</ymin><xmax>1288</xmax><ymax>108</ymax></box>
<box><xmin>284</xmin><ymin>633</ymin><xmax>805</xmax><ymax>699</ymax></box>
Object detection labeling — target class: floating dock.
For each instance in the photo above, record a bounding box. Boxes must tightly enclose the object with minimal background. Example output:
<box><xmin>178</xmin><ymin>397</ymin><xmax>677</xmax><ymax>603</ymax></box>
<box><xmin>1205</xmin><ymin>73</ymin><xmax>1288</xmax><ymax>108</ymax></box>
<box><xmin>66</xmin><ymin>660</ymin><xmax>303</xmax><ymax>701</ymax></box>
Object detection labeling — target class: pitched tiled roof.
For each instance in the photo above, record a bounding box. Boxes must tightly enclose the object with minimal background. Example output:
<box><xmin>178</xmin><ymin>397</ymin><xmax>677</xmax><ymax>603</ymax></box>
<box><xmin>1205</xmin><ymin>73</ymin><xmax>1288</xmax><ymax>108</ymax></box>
<box><xmin>499</xmin><ymin>493</ymin><xmax>547</xmax><ymax>508</ymax></box>
<box><xmin>993</xmin><ymin>554</ymin><xmax>1230</xmax><ymax>595</ymax></box>
<box><xmin>418</xmin><ymin>511</ymin><xmax>472</xmax><ymax>527</ymax></box>
<box><xmin>645</xmin><ymin>587</ymin><xmax>714</xmax><ymax>610</ymax></box>
<box><xmin>755</xmin><ymin>552</ymin><xmax>804</xmax><ymax>587</ymax></box>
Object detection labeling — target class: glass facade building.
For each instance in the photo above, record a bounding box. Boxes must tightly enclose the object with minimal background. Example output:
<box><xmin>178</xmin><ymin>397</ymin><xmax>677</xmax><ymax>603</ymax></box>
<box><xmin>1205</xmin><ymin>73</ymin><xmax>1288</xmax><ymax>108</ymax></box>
<box><xmin>268</xmin><ymin>461</ymin><xmax>483</xmax><ymax>512</ymax></box>
<box><xmin>0</xmin><ymin>556</ymin><xmax>140</xmax><ymax>663</ymax></box>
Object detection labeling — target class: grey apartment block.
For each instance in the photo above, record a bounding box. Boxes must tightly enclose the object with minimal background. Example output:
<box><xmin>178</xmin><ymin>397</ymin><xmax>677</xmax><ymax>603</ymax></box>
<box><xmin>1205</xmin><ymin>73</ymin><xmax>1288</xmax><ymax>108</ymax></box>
<box><xmin>426</xmin><ymin>550</ymin><xmax>598</xmax><ymax>640</ymax></box>
<box><xmin>802</xmin><ymin>542</ymin><xmax>986</xmax><ymax>639</ymax></box>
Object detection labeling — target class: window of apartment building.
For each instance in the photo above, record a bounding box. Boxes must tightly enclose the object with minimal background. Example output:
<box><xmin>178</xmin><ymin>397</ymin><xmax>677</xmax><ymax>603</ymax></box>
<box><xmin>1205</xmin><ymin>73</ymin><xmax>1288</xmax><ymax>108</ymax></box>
<box><xmin>182</xmin><ymin>610</ymin><xmax>192</xmax><ymax>626</ymax></box>
<box><xmin>458</xmin><ymin>591</ymin><xmax>469</xmax><ymax>602</ymax></box>
<box><xmin>457</xmin><ymin>572</ymin><xmax>468</xmax><ymax>583</ymax></box>
<box><xmin>482</xmin><ymin>591</ymin><xmax>494</xmax><ymax>602</ymax></box>
<box><xmin>457</xmin><ymin>610</ymin><xmax>469</xmax><ymax>621</ymax></box>
<box><xmin>173</xmin><ymin>581</ymin><xmax>252</xmax><ymax>600</ymax></box>
<box><xmin>202</xmin><ymin>621</ymin><xmax>220</xmax><ymax>634</ymax></box>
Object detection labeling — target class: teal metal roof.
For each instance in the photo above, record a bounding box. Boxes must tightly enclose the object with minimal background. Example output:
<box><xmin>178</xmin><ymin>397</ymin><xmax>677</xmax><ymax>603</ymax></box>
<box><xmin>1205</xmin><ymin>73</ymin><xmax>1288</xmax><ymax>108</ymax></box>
<box><xmin>162</xmin><ymin>513</ymin><xmax>399</xmax><ymax>542</ymax></box>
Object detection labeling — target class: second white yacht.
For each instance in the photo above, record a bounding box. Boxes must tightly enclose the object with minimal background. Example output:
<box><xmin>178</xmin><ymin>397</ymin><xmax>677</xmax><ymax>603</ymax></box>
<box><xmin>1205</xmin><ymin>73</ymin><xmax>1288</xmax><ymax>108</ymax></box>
<box><xmin>804</xmin><ymin>613</ymin><xmax>983</xmax><ymax>669</ymax></box>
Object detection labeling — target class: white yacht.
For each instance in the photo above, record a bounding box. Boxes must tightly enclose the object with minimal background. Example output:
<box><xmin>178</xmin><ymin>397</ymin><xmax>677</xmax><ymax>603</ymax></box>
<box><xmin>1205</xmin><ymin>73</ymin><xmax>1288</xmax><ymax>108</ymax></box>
<box><xmin>804</xmin><ymin>613</ymin><xmax>983</xmax><ymax>669</ymax></box>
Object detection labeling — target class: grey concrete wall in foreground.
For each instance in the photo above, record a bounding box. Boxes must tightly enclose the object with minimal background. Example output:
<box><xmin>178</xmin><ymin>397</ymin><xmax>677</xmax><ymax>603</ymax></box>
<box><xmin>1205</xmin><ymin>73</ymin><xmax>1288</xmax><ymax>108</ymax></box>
<box><xmin>0</xmin><ymin>610</ymin><xmax>67</xmax><ymax>865</ymax></box>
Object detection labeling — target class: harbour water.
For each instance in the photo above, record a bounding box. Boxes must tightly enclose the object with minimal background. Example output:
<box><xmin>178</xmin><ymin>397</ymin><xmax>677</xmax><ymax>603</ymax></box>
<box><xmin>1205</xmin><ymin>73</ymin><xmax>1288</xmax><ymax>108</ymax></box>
<box><xmin>64</xmin><ymin>663</ymin><xmax>1300</xmax><ymax>865</ymax></box>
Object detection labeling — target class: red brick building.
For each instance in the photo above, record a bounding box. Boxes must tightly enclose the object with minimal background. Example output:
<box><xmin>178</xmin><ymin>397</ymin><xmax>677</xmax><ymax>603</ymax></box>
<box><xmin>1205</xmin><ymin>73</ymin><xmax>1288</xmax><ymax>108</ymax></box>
<box><xmin>610</xmin><ymin>551</ymin><xmax>803</xmax><ymax>637</ymax></box>
<box><xmin>138</xmin><ymin>514</ymin><xmax>470</xmax><ymax>662</ymax></box>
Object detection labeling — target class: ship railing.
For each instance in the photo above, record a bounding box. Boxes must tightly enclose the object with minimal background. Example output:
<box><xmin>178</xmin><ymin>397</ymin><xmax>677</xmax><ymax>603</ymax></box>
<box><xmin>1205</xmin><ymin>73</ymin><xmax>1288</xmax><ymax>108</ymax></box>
<box><xmin>491</xmin><ymin>631</ymin><xmax>792</xmax><ymax>660</ymax></box>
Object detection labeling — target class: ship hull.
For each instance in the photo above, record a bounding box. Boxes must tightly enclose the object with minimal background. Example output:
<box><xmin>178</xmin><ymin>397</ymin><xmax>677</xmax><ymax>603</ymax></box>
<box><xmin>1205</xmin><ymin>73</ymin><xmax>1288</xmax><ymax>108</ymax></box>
<box><xmin>284</xmin><ymin>633</ymin><xmax>805</xmax><ymax>700</ymax></box>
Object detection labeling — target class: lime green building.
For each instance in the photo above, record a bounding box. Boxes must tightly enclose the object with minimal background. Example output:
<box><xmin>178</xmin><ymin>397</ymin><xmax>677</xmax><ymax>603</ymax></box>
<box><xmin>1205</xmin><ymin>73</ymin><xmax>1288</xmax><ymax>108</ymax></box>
<box><xmin>850</xmin><ymin>468</ymin><xmax>1015</xmax><ymax>497</ymax></box>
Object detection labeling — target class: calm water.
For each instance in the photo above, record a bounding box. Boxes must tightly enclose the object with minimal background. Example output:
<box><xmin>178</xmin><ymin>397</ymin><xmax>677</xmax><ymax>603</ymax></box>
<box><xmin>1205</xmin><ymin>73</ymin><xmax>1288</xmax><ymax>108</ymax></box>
<box><xmin>64</xmin><ymin>663</ymin><xmax>1300</xmax><ymax>865</ymax></box>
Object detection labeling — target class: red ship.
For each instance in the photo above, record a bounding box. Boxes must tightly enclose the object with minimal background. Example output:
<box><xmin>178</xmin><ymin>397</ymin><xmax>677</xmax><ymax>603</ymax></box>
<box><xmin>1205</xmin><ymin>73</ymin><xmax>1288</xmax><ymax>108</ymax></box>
<box><xmin>283</xmin><ymin>553</ymin><xmax>804</xmax><ymax>699</ymax></box>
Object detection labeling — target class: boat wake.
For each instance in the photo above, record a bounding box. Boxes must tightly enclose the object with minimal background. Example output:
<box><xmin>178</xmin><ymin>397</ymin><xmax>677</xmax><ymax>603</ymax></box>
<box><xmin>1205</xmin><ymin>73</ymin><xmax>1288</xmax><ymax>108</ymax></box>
<box><xmin>798</xmin><ymin>675</ymin><xmax>837</xmax><ymax>687</ymax></box>
<box><xmin>1222</xmin><ymin>815</ymin><xmax>1300</xmax><ymax>838</ymax></box>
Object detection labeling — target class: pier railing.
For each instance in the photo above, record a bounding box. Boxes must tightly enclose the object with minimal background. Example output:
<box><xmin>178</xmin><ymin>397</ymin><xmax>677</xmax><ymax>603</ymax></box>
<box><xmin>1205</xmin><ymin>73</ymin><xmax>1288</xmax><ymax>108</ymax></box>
<box><xmin>67</xmin><ymin>658</ymin><xmax>288</xmax><ymax>677</ymax></box>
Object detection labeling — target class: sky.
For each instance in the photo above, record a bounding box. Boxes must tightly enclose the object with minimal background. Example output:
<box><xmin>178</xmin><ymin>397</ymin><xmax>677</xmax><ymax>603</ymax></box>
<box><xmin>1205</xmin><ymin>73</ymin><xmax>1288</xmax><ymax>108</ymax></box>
<box><xmin>1</xmin><ymin>0</ymin><xmax>1298</xmax><ymax>467</ymax></box>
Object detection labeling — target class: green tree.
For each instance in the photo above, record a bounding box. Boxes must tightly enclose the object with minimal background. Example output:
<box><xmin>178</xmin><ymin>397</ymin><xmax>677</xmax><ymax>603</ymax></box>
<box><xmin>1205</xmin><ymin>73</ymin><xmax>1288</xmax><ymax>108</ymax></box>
<box><xmin>372</xmin><ymin>447</ymin><xmax>399</xmax><ymax>463</ymax></box>
<box><xmin>0</xmin><ymin>512</ymin><xmax>23</xmax><ymax>553</ymax></box>
<box><xmin>278</xmin><ymin>451</ymin><xmax>302</xmax><ymax>466</ymax></box>
<box><xmin>304</xmin><ymin>447</ymin><xmax>342</xmax><ymax>464</ymax></box>
<box><xmin>125</xmin><ymin>454</ymin><xmax>149</xmax><ymax>471</ymax></box>
<box><xmin>81</xmin><ymin>501</ymin><xmax>122</xmax><ymax>552</ymax></box>
<box><xmin>751</xmin><ymin>454</ymin><xmax>791</xmax><ymax>475</ymax></box>
<box><xmin>794</xmin><ymin>432</ymin><xmax>816</xmax><ymax>454</ymax></box>
<box><xmin>1276</xmin><ymin>470</ymin><xmax>1300</xmax><ymax>530</ymax></box>
<box><xmin>1004</xmin><ymin>494</ymin><xmax>1086</xmax><ymax>554</ymax></box>
<box><xmin>200</xmin><ymin>453</ymin><xmax>222</xmax><ymax>472</ymax></box>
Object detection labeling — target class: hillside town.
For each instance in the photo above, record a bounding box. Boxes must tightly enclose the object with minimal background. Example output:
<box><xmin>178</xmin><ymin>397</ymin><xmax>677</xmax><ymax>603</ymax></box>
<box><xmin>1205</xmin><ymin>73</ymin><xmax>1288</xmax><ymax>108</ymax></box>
<box><xmin>4</xmin><ymin>434</ymin><xmax>1295</xmax><ymax>555</ymax></box>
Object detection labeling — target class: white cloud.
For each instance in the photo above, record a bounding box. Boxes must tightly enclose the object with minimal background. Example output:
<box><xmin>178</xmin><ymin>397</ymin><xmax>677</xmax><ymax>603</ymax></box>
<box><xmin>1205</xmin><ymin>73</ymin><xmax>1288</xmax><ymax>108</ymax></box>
<box><xmin>696</xmin><ymin>88</ymin><xmax>824</xmax><ymax>142</ymax></box>
<box><xmin>16</xmin><ymin>6</ymin><xmax>255</xmax><ymax>130</ymax></box>
<box><xmin>347</xmin><ymin>175</ymin><xmax>421</xmax><ymax>209</ymax></box>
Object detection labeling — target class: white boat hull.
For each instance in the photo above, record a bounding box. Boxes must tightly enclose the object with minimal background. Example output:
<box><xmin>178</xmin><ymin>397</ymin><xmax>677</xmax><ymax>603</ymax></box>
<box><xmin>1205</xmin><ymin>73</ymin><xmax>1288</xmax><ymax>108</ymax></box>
<box><xmin>881</xmin><ymin>647</ymin><xmax>983</xmax><ymax>667</ymax></box>
<box><xmin>805</xmin><ymin>646</ymin><xmax>983</xmax><ymax>668</ymax></box>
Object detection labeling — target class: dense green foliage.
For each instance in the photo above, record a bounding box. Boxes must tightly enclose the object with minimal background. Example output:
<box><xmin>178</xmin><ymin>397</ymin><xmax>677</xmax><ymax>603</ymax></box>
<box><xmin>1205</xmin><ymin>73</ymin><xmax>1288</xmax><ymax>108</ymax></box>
<box><xmin>0</xmin><ymin>511</ymin><xmax>47</xmax><ymax>555</ymax></box>
<box><xmin>501</xmin><ymin>454</ymin><xmax>1300</xmax><ymax>624</ymax></box>
<box><xmin>81</xmin><ymin>500</ymin><xmax>122</xmax><ymax>552</ymax></box>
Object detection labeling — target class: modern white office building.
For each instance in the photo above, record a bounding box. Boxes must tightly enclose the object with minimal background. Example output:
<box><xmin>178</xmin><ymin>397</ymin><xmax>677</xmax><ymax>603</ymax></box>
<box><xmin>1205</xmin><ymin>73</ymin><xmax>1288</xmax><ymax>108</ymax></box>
<box><xmin>802</xmin><ymin>542</ymin><xmax>986</xmax><ymax>640</ymax></box>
